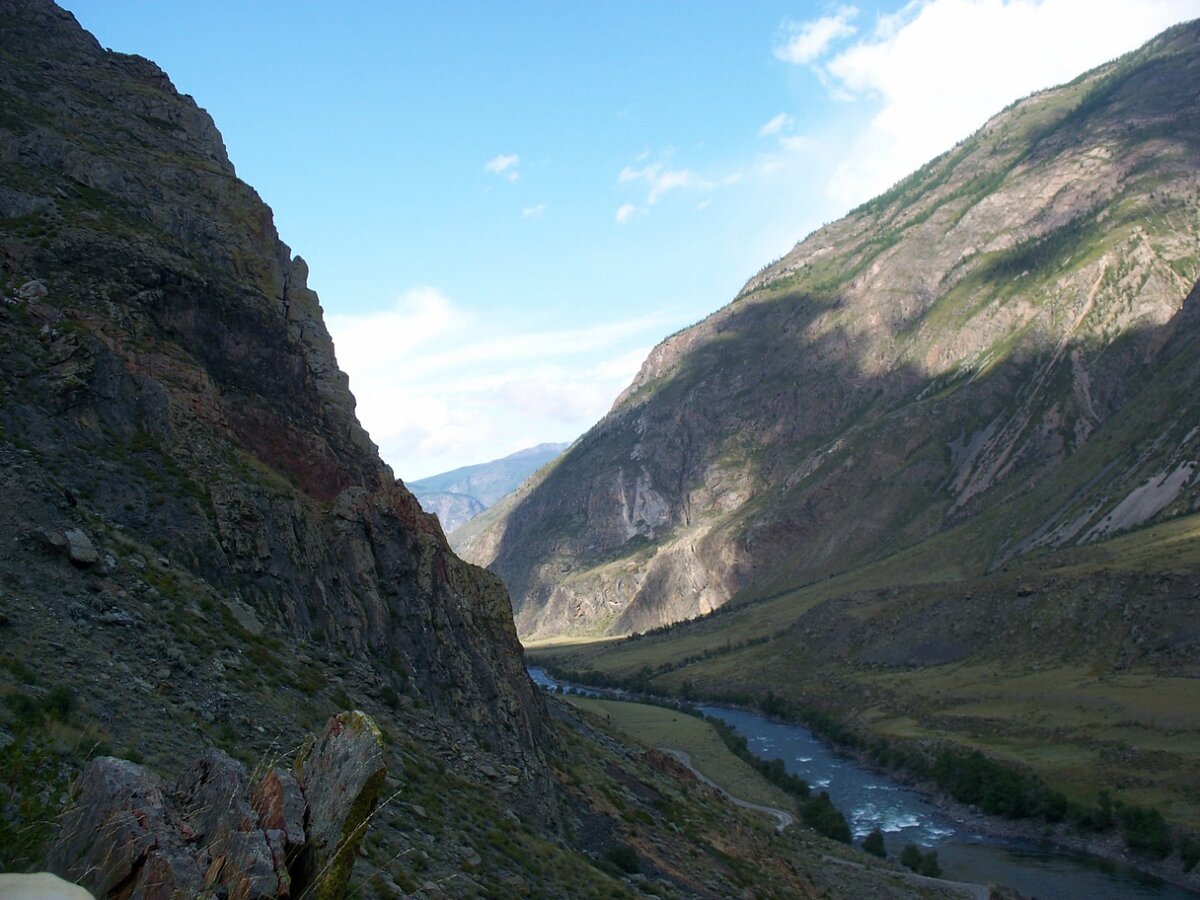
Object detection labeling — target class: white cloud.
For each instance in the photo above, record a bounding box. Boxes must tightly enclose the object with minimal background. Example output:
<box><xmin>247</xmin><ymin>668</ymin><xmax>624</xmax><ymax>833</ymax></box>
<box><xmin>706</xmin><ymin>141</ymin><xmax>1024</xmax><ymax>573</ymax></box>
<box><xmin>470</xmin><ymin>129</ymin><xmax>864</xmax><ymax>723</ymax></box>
<box><xmin>775</xmin><ymin>5</ymin><xmax>859</xmax><ymax>65</ymax></box>
<box><xmin>615</xmin><ymin>203</ymin><xmax>641</xmax><ymax>224</ymax></box>
<box><xmin>591</xmin><ymin>346</ymin><xmax>655</xmax><ymax>380</ymax></box>
<box><xmin>758</xmin><ymin>112</ymin><xmax>794</xmax><ymax>137</ymax></box>
<box><xmin>484</xmin><ymin>153</ymin><xmax>520</xmax><ymax>182</ymax></box>
<box><xmin>326</xmin><ymin>287</ymin><xmax>469</xmax><ymax>374</ymax></box>
<box><xmin>619</xmin><ymin>162</ymin><xmax>707</xmax><ymax>204</ymax></box>
<box><xmin>808</xmin><ymin>0</ymin><xmax>1200</xmax><ymax>209</ymax></box>
<box><xmin>522</xmin><ymin>203</ymin><xmax>548</xmax><ymax>219</ymax></box>
<box><xmin>779</xmin><ymin>135</ymin><xmax>815</xmax><ymax>152</ymax></box>
<box><xmin>327</xmin><ymin>289</ymin><xmax>680</xmax><ymax>480</ymax></box>
<box><xmin>617</xmin><ymin>154</ymin><xmax>744</xmax><ymax>214</ymax></box>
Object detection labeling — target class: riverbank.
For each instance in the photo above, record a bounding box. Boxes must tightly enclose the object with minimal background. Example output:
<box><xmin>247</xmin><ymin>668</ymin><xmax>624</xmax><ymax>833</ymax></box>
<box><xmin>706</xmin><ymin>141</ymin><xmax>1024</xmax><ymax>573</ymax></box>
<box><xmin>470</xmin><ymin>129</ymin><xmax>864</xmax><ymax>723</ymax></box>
<box><xmin>656</xmin><ymin>746</ymin><xmax>796</xmax><ymax>832</ymax></box>
<box><xmin>830</xmin><ymin>733</ymin><xmax>1200</xmax><ymax>896</ymax></box>
<box><xmin>657</xmin><ymin>746</ymin><xmax>998</xmax><ymax>900</ymax></box>
<box><xmin>530</xmin><ymin>666</ymin><xmax>1200</xmax><ymax>896</ymax></box>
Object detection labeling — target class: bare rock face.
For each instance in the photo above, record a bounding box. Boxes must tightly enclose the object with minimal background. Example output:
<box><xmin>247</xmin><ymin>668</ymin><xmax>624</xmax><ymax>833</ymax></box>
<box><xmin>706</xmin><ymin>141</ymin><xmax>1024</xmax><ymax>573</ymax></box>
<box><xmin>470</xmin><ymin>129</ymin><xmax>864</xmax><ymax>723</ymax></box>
<box><xmin>467</xmin><ymin>21</ymin><xmax>1200</xmax><ymax>640</ymax></box>
<box><xmin>45</xmin><ymin>712</ymin><xmax>385</xmax><ymax>900</ymax></box>
<box><xmin>62</xmin><ymin>528</ymin><xmax>98</xmax><ymax>567</ymax></box>
<box><xmin>175</xmin><ymin>751</ymin><xmax>280</xmax><ymax>898</ymax></box>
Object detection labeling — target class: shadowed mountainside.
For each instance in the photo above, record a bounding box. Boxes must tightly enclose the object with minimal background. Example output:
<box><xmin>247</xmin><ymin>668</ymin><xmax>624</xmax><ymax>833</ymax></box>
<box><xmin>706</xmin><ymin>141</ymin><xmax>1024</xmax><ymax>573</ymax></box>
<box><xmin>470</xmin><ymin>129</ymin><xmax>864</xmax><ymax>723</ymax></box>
<box><xmin>0</xmin><ymin>0</ymin><xmax>545</xmax><ymax>756</ymax></box>
<box><xmin>463</xmin><ymin>21</ymin><xmax>1200</xmax><ymax>641</ymax></box>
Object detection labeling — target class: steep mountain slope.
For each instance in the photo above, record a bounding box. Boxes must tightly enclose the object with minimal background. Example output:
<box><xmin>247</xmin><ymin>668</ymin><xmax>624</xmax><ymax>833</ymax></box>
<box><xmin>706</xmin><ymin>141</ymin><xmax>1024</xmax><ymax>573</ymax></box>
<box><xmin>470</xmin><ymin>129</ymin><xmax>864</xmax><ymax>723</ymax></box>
<box><xmin>0</xmin><ymin>0</ymin><xmax>545</xmax><ymax>756</ymax></box>
<box><xmin>409</xmin><ymin>441</ymin><xmax>568</xmax><ymax>533</ymax></box>
<box><xmin>0</xmin><ymin>0</ymin><xmax>568</xmax><ymax>876</ymax></box>
<box><xmin>465</xmin><ymin>21</ymin><xmax>1200</xmax><ymax>640</ymax></box>
<box><xmin>0</xmin><ymin>5</ymin><xmax>959</xmax><ymax>896</ymax></box>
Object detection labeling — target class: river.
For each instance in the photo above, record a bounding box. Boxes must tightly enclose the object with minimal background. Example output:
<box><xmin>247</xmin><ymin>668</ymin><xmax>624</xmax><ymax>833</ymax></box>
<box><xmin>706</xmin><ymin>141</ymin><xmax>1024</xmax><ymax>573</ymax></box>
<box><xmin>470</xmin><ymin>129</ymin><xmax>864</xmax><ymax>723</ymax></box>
<box><xmin>529</xmin><ymin>667</ymin><xmax>1199</xmax><ymax>899</ymax></box>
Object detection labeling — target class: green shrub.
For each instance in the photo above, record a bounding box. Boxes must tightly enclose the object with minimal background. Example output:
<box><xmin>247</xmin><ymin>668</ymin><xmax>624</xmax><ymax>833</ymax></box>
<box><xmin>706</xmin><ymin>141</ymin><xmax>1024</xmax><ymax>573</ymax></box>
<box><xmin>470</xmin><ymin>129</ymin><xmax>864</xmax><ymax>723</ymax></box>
<box><xmin>1119</xmin><ymin>803</ymin><xmax>1171</xmax><ymax>859</ymax></box>
<box><xmin>1069</xmin><ymin>789</ymin><xmax>1116</xmax><ymax>832</ymax></box>
<box><xmin>801</xmin><ymin>791</ymin><xmax>851</xmax><ymax>844</ymax></box>
<box><xmin>603</xmin><ymin>844</ymin><xmax>640</xmax><ymax>874</ymax></box>
<box><xmin>931</xmin><ymin>747</ymin><xmax>1066</xmax><ymax>820</ymax></box>
<box><xmin>708</xmin><ymin>717</ymin><xmax>810</xmax><ymax>799</ymax></box>
<box><xmin>0</xmin><ymin>732</ymin><xmax>72</xmax><ymax>869</ymax></box>
<box><xmin>899</xmin><ymin>844</ymin><xmax>941</xmax><ymax>877</ymax></box>
<box><xmin>1180</xmin><ymin>834</ymin><xmax>1200</xmax><ymax>872</ymax></box>
<box><xmin>0</xmin><ymin>656</ymin><xmax>36</xmax><ymax>684</ymax></box>
<box><xmin>45</xmin><ymin>686</ymin><xmax>73</xmax><ymax>721</ymax></box>
<box><xmin>862</xmin><ymin>828</ymin><xmax>886</xmax><ymax>858</ymax></box>
<box><xmin>3</xmin><ymin>691</ymin><xmax>43</xmax><ymax>728</ymax></box>
<box><xmin>918</xmin><ymin>850</ymin><xmax>942</xmax><ymax>877</ymax></box>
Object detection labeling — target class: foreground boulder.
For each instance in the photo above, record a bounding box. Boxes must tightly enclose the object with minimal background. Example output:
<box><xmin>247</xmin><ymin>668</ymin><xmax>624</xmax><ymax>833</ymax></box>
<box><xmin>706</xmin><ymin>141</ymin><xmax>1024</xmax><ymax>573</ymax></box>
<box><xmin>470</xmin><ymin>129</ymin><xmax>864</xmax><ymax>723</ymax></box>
<box><xmin>44</xmin><ymin>711</ymin><xmax>386</xmax><ymax>899</ymax></box>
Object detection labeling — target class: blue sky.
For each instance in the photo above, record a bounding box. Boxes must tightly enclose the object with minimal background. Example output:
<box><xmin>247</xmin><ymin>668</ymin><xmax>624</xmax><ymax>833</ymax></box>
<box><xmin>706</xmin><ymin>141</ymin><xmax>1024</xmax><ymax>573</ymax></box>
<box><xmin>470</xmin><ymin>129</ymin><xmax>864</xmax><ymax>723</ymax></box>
<box><xmin>62</xmin><ymin>1</ymin><xmax>1200</xmax><ymax>480</ymax></box>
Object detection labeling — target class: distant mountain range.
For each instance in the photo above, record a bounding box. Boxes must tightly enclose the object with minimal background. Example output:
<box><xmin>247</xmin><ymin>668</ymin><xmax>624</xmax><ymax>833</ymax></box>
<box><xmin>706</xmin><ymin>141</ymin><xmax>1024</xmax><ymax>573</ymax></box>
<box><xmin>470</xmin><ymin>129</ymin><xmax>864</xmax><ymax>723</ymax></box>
<box><xmin>408</xmin><ymin>442</ymin><xmax>569</xmax><ymax>533</ymax></box>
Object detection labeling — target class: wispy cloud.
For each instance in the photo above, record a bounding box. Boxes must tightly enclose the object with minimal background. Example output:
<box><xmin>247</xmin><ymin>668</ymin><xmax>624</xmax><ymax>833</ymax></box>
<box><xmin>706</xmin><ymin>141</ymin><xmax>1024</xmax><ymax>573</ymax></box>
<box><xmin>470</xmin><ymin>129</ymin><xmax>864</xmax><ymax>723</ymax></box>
<box><xmin>758</xmin><ymin>112</ymin><xmax>794</xmax><ymax>137</ymax></box>
<box><xmin>327</xmin><ymin>289</ymin><xmax>680</xmax><ymax>480</ymax></box>
<box><xmin>779</xmin><ymin>135</ymin><xmax>814</xmax><ymax>152</ymax></box>
<box><xmin>484</xmin><ymin>153</ymin><xmax>520</xmax><ymax>182</ymax></box>
<box><xmin>326</xmin><ymin>286</ymin><xmax>469</xmax><ymax>369</ymax></box>
<box><xmin>615</xmin><ymin>203</ymin><xmax>642</xmax><ymax>224</ymax></box>
<box><xmin>774</xmin><ymin>5</ymin><xmax>859</xmax><ymax>65</ymax></box>
<box><xmin>617</xmin><ymin>153</ymin><xmax>743</xmax><ymax>216</ymax></box>
<box><xmin>522</xmin><ymin>203</ymin><xmax>548</xmax><ymax>219</ymax></box>
<box><xmin>619</xmin><ymin>162</ymin><xmax>707</xmax><ymax>204</ymax></box>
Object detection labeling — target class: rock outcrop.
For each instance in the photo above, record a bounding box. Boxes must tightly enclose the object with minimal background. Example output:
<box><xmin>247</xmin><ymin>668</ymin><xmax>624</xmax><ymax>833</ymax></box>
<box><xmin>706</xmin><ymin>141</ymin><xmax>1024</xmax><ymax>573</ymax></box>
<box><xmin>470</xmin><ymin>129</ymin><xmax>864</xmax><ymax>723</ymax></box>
<box><xmin>464</xmin><ymin>20</ymin><xmax>1200</xmax><ymax>639</ymax></box>
<box><xmin>45</xmin><ymin>711</ymin><xmax>385</xmax><ymax>900</ymax></box>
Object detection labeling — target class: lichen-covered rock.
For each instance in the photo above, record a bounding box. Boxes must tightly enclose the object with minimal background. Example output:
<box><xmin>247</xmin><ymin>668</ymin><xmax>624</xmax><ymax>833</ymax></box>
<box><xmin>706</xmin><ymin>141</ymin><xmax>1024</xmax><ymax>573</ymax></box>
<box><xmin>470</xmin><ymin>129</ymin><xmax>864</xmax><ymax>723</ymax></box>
<box><xmin>292</xmin><ymin>711</ymin><xmax>387</xmax><ymax>900</ymax></box>
<box><xmin>16</xmin><ymin>279</ymin><xmax>47</xmax><ymax>300</ymax></box>
<box><xmin>62</xmin><ymin>528</ymin><xmax>98</xmax><ymax>567</ymax></box>
<box><xmin>174</xmin><ymin>751</ymin><xmax>278</xmax><ymax>899</ymax></box>
<box><xmin>250</xmin><ymin>767</ymin><xmax>306</xmax><ymax>847</ymax></box>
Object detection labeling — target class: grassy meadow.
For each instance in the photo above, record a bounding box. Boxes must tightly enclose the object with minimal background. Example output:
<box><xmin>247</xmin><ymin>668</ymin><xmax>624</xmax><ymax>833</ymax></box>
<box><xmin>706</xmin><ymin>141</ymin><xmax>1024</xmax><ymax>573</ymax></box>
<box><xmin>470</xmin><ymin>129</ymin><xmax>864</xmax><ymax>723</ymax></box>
<box><xmin>565</xmin><ymin>696</ymin><xmax>794</xmax><ymax>812</ymax></box>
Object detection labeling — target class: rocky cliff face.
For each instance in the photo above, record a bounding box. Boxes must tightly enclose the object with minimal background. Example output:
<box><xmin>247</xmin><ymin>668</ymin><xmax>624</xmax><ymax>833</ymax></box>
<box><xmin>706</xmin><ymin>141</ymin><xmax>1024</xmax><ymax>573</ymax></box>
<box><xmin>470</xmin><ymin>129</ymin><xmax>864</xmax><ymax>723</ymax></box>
<box><xmin>464</xmin><ymin>21</ymin><xmax>1200</xmax><ymax>639</ymax></box>
<box><xmin>0</xmin><ymin>0</ymin><xmax>544</xmax><ymax>763</ymax></box>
